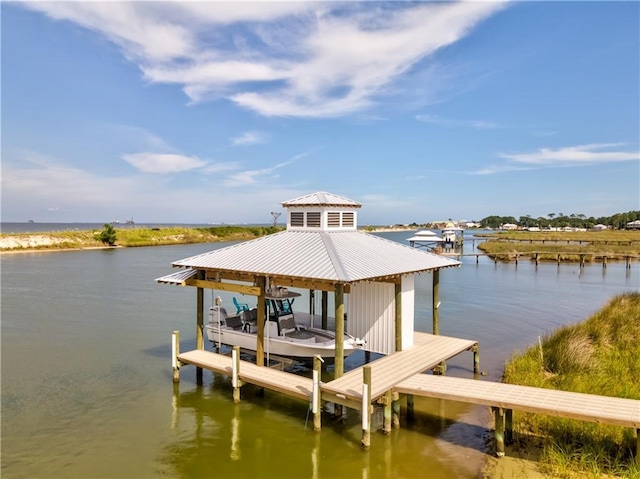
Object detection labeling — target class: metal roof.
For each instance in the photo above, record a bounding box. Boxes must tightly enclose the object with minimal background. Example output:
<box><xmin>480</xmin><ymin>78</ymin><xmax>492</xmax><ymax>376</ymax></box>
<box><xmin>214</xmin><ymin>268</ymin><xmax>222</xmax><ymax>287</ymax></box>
<box><xmin>156</xmin><ymin>268</ymin><xmax>197</xmax><ymax>285</ymax></box>
<box><xmin>281</xmin><ymin>191</ymin><xmax>362</xmax><ymax>208</ymax></box>
<box><xmin>169</xmin><ymin>230</ymin><xmax>459</xmax><ymax>283</ymax></box>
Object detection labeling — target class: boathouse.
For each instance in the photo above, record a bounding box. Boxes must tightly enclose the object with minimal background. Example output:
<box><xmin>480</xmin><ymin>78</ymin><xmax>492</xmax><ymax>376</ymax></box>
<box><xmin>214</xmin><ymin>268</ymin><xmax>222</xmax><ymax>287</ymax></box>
<box><xmin>157</xmin><ymin>191</ymin><xmax>460</xmax><ymax>377</ymax></box>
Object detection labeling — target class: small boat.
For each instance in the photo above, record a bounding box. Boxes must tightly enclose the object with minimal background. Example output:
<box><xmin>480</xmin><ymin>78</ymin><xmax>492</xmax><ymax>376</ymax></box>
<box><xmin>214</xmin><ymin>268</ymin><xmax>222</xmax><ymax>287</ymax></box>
<box><xmin>205</xmin><ymin>288</ymin><xmax>364</xmax><ymax>361</ymax></box>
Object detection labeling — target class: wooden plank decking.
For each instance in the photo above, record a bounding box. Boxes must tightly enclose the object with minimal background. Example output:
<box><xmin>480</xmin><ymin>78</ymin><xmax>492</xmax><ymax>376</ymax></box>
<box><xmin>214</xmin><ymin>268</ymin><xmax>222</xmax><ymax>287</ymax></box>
<box><xmin>322</xmin><ymin>332</ymin><xmax>477</xmax><ymax>402</ymax></box>
<box><xmin>395</xmin><ymin>374</ymin><xmax>640</xmax><ymax>428</ymax></box>
<box><xmin>178</xmin><ymin>349</ymin><xmax>313</xmax><ymax>401</ymax></box>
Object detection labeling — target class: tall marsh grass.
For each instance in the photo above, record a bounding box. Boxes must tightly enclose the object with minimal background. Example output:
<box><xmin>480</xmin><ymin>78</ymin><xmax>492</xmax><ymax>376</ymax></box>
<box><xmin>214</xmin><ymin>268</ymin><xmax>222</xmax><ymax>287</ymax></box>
<box><xmin>503</xmin><ymin>292</ymin><xmax>640</xmax><ymax>478</ymax></box>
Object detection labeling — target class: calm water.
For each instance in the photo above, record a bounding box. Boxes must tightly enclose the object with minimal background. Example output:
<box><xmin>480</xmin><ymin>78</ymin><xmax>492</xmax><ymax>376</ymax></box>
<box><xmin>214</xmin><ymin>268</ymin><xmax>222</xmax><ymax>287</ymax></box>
<box><xmin>1</xmin><ymin>231</ymin><xmax>638</xmax><ymax>478</ymax></box>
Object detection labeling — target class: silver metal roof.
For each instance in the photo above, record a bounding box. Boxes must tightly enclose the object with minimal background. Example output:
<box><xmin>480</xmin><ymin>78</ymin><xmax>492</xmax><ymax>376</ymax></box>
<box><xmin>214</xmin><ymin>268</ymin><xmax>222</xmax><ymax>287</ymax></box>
<box><xmin>156</xmin><ymin>268</ymin><xmax>197</xmax><ymax>285</ymax></box>
<box><xmin>282</xmin><ymin>191</ymin><xmax>362</xmax><ymax>208</ymax></box>
<box><xmin>169</xmin><ymin>230</ymin><xmax>459</xmax><ymax>283</ymax></box>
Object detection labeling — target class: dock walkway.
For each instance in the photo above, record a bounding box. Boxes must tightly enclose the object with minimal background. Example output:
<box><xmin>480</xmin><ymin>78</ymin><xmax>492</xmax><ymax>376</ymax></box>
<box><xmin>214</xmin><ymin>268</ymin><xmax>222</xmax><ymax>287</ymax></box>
<box><xmin>178</xmin><ymin>349</ymin><xmax>313</xmax><ymax>401</ymax></box>
<box><xmin>395</xmin><ymin>373</ymin><xmax>640</xmax><ymax>459</ymax></box>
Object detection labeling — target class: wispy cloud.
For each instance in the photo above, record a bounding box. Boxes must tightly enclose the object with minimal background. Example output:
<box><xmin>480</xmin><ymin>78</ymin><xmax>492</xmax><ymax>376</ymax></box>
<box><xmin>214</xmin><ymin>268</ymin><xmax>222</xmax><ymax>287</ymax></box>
<box><xmin>231</xmin><ymin>131</ymin><xmax>268</xmax><ymax>146</ymax></box>
<box><xmin>223</xmin><ymin>152</ymin><xmax>308</xmax><ymax>187</ymax></box>
<box><xmin>415</xmin><ymin>113</ymin><xmax>499</xmax><ymax>129</ymax></box>
<box><xmin>22</xmin><ymin>2</ymin><xmax>507</xmax><ymax>118</ymax></box>
<box><xmin>501</xmin><ymin>143</ymin><xmax>639</xmax><ymax>165</ymax></box>
<box><xmin>472</xmin><ymin>143</ymin><xmax>639</xmax><ymax>175</ymax></box>
<box><xmin>121</xmin><ymin>152</ymin><xmax>207</xmax><ymax>173</ymax></box>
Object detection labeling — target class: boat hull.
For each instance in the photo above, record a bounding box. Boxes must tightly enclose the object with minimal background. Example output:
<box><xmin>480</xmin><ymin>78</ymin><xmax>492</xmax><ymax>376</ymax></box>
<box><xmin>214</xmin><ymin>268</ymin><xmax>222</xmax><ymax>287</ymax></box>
<box><xmin>205</xmin><ymin>325</ymin><xmax>361</xmax><ymax>360</ymax></box>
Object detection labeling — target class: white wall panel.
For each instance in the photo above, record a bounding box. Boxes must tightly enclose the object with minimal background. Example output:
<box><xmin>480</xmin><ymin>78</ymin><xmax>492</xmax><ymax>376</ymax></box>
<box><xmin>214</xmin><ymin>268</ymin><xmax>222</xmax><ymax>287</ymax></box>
<box><xmin>348</xmin><ymin>282</ymin><xmax>395</xmax><ymax>354</ymax></box>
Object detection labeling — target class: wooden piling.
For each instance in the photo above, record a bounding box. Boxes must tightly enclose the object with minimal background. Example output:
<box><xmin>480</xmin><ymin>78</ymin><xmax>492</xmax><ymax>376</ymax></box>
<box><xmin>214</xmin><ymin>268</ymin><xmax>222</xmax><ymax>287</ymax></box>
<box><xmin>406</xmin><ymin>394</ymin><xmax>414</xmax><ymax>420</ymax></box>
<box><xmin>493</xmin><ymin>407</ymin><xmax>505</xmax><ymax>457</ymax></box>
<box><xmin>312</xmin><ymin>355</ymin><xmax>322</xmax><ymax>431</ymax></box>
<box><xmin>321</xmin><ymin>291</ymin><xmax>328</xmax><ymax>330</ymax></box>
<box><xmin>392</xmin><ymin>391</ymin><xmax>400</xmax><ymax>429</ymax></box>
<box><xmin>172</xmin><ymin>330</ymin><xmax>180</xmax><ymax>383</ymax></box>
<box><xmin>256</xmin><ymin>276</ymin><xmax>266</xmax><ymax>367</ymax></box>
<box><xmin>534</xmin><ymin>253</ymin><xmax>539</xmax><ymax>265</ymax></box>
<box><xmin>196</xmin><ymin>272</ymin><xmax>205</xmax><ymax>384</ymax></box>
<box><xmin>505</xmin><ymin>409</ymin><xmax>513</xmax><ymax>445</ymax></box>
<box><xmin>432</xmin><ymin>269</ymin><xmax>440</xmax><ymax>335</ymax></box>
<box><xmin>335</xmin><ymin>284</ymin><xmax>345</xmax><ymax>380</ymax></box>
<box><xmin>232</xmin><ymin>346</ymin><xmax>241</xmax><ymax>403</ymax></box>
<box><xmin>361</xmin><ymin>366</ymin><xmax>372</xmax><ymax>449</ymax></box>
<box><xmin>472</xmin><ymin>344</ymin><xmax>480</xmax><ymax>374</ymax></box>
<box><xmin>602</xmin><ymin>256</ymin><xmax>607</xmax><ymax>269</ymax></box>
<box><xmin>382</xmin><ymin>390</ymin><xmax>392</xmax><ymax>434</ymax></box>
<box><xmin>395</xmin><ymin>282</ymin><xmax>402</xmax><ymax>352</ymax></box>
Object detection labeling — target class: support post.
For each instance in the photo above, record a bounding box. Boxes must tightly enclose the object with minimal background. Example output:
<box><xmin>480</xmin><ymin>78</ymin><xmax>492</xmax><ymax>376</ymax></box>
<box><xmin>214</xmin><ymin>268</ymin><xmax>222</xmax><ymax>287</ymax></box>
<box><xmin>382</xmin><ymin>390</ymin><xmax>392</xmax><ymax>435</ymax></box>
<box><xmin>196</xmin><ymin>271</ymin><xmax>204</xmax><ymax>384</ymax></box>
<box><xmin>432</xmin><ymin>269</ymin><xmax>440</xmax><ymax>335</ymax></box>
<box><xmin>312</xmin><ymin>355</ymin><xmax>323</xmax><ymax>431</ymax></box>
<box><xmin>602</xmin><ymin>256</ymin><xmax>607</xmax><ymax>269</ymax></box>
<box><xmin>334</xmin><ymin>284</ymin><xmax>345</xmax><ymax>379</ymax></box>
<box><xmin>472</xmin><ymin>344</ymin><xmax>480</xmax><ymax>374</ymax></box>
<box><xmin>256</xmin><ymin>276</ymin><xmax>266</xmax><ymax>367</ymax></box>
<box><xmin>232</xmin><ymin>346</ymin><xmax>241</xmax><ymax>403</ymax></box>
<box><xmin>535</xmin><ymin>253</ymin><xmax>539</xmax><ymax>265</ymax></box>
<box><xmin>505</xmin><ymin>408</ymin><xmax>513</xmax><ymax>445</ymax></box>
<box><xmin>391</xmin><ymin>391</ymin><xmax>400</xmax><ymax>429</ymax></box>
<box><xmin>361</xmin><ymin>366</ymin><xmax>372</xmax><ymax>449</ymax></box>
<box><xmin>321</xmin><ymin>291</ymin><xmax>328</xmax><ymax>330</ymax></box>
<box><xmin>635</xmin><ymin>428</ymin><xmax>639</xmax><ymax>464</ymax></box>
<box><xmin>395</xmin><ymin>282</ymin><xmax>402</xmax><ymax>352</ymax></box>
<box><xmin>172</xmin><ymin>330</ymin><xmax>180</xmax><ymax>383</ymax></box>
<box><xmin>196</xmin><ymin>270</ymin><xmax>205</xmax><ymax>350</ymax></box>
<box><xmin>406</xmin><ymin>394</ymin><xmax>414</xmax><ymax>420</ymax></box>
<box><xmin>493</xmin><ymin>407</ymin><xmax>505</xmax><ymax>457</ymax></box>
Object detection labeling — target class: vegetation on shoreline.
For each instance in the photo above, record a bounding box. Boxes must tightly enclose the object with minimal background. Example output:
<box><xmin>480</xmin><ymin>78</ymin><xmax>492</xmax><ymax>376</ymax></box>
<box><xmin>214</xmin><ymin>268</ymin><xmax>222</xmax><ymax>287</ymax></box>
<box><xmin>479</xmin><ymin>210</ymin><xmax>640</xmax><ymax>230</ymax></box>
<box><xmin>0</xmin><ymin>226</ymin><xmax>283</xmax><ymax>251</ymax></box>
<box><xmin>502</xmin><ymin>292</ymin><xmax>640</xmax><ymax>478</ymax></box>
<box><xmin>477</xmin><ymin>231</ymin><xmax>640</xmax><ymax>263</ymax></box>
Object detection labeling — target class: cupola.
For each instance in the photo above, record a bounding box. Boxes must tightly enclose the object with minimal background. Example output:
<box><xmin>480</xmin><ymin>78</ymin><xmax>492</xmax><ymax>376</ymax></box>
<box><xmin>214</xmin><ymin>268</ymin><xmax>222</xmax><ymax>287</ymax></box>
<box><xmin>281</xmin><ymin>191</ymin><xmax>361</xmax><ymax>232</ymax></box>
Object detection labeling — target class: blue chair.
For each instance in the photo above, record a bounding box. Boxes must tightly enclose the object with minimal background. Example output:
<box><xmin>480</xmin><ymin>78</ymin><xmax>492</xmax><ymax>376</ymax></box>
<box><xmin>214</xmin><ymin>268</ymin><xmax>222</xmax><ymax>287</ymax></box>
<box><xmin>233</xmin><ymin>297</ymin><xmax>249</xmax><ymax>314</ymax></box>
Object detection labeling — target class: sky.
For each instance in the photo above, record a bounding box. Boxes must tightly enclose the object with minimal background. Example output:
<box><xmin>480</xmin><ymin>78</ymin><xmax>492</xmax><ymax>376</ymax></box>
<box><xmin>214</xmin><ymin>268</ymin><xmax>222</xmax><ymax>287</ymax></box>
<box><xmin>2</xmin><ymin>1</ymin><xmax>639</xmax><ymax>225</ymax></box>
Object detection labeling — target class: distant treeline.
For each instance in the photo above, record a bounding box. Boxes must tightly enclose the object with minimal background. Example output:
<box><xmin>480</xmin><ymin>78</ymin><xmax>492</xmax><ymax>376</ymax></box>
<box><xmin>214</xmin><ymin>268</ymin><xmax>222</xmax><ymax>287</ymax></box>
<box><xmin>478</xmin><ymin>210</ymin><xmax>640</xmax><ymax>230</ymax></box>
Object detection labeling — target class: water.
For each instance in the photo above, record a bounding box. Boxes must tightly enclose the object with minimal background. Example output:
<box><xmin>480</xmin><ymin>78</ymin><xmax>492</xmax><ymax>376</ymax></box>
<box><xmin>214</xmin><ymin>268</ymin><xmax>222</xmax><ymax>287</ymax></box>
<box><xmin>1</xmin><ymin>231</ymin><xmax>638</xmax><ymax>478</ymax></box>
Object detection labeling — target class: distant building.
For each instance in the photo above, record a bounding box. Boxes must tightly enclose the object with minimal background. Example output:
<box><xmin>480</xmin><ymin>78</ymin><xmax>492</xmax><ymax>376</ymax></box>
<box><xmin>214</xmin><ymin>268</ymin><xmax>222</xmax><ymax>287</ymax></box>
<box><xmin>627</xmin><ymin>220</ymin><xmax>640</xmax><ymax>230</ymax></box>
<box><xmin>501</xmin><ymin>223</ymin><xmax>518</xmax><ymax>230</ymax></box>
<box><xmin>593</xmin><ymin>224</ymin><xmax>608</xmax><ymax>230</ymax></box>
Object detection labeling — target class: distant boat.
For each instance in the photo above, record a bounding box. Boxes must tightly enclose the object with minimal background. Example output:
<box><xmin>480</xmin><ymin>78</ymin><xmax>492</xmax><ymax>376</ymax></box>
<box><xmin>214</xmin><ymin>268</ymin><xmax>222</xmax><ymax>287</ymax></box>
<box><xmin>28</xmin><ymin>220</ymin><xmax>35</xmax><ymax>223</ymax></box>
<box><xmin>126</xmin><ymin>218</ymin><xmax>135</xmax><ymax>224</ymax></box>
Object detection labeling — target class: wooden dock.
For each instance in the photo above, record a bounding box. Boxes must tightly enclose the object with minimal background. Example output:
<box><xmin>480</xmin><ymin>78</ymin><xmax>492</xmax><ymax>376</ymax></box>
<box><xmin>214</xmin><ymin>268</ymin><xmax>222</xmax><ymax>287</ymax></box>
<box><xmin>178</xmin><ymin>349</ymin><xmax>313</xmax><ymax>401</ymax></box>
<box><xmin>173</xmin><ymin>333</ymin><xmax>639</xmax><ymax>460</ymax></box>
<box><xmin>395</xmin><ymin>374</ymin><xmax>640</xmax><ymax>459</ymax></box>
<box><xmin>321</xmin><ymin>332</ymin><xmax>478</xmax><ymax>409</ymax></box>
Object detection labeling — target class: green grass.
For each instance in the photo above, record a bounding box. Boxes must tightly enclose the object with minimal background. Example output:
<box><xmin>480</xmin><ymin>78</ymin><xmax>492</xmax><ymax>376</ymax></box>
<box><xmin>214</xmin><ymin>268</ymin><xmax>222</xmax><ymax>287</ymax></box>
<box><xmin>0</xmin><ymin>226</ymin><xmax>284</xmax><ymax>250</ymax></box>
<box><xmin>502</xmin><ymin>292</ymin><xmax>640</xmax><ymax>477</ymax></box>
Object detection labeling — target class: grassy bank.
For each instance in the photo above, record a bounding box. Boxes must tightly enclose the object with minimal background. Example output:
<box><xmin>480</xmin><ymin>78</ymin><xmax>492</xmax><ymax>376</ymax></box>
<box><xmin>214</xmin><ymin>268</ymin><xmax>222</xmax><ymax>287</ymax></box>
<box><xmin>477</xmin><ymin>231</ymin><xmax>640</xmax><ymax>263</ymax></box>
<box><xmin>0</xmin><ymin>226</ymin><xmax>283</xmax><ymax>251</ymax></box>
<box><xmin>501</xmin><ymin>292</ymin><xmax>640</xmax><ymax>478</ymax></box>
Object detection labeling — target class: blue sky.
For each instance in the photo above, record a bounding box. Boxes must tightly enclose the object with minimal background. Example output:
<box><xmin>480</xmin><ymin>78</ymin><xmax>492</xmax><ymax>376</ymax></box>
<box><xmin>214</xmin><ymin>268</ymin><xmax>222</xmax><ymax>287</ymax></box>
<box><xmin>2</xmin><ymin>1</ymin><xmax>639</xmax><ymax>225</ymax></box>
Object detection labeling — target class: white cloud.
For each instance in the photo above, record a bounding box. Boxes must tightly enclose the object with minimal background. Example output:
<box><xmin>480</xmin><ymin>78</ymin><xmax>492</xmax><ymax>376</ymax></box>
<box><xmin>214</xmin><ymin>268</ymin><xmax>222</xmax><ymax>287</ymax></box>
<box><xmin>121</xmin><ymin>152</ymin><xmax>207</xmax><ymax>173</ymax></box>
<box><xmin>22</xmin><ymin>1</ymin><xmax>507</xmax><ymax>118</ymax></box>
<box><xmin>223</xmin><ymin>153</ymin><xmax>305</xmax><ymax>187</ymax></box>
<box><xmin>415</xmin><ymin>114</ymin><xmax>499</xmax><ymax>129</ymax></box>
<box><xmin>500</xmin><ymin>143</ymin><xmax>639</xmax><ymax>165</ymax></box>
<box><xmin>231</xmin><ymin>131</ymin><xmax>267</xmax><ymax>146</ymax></box>
<box><xmin>471</xmin><ymin>143</ymin><xmax>639</xmax><ymax>175</ymax></box>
